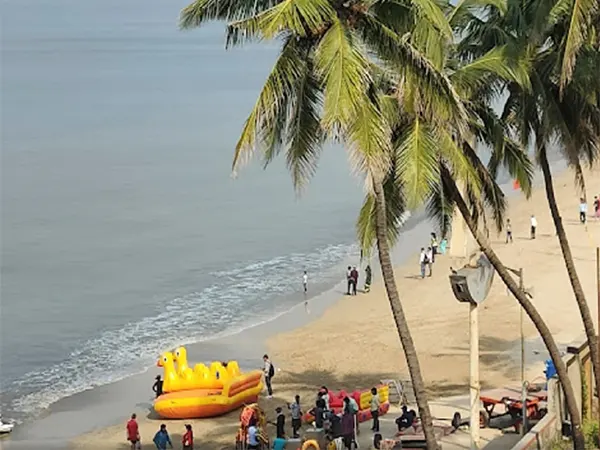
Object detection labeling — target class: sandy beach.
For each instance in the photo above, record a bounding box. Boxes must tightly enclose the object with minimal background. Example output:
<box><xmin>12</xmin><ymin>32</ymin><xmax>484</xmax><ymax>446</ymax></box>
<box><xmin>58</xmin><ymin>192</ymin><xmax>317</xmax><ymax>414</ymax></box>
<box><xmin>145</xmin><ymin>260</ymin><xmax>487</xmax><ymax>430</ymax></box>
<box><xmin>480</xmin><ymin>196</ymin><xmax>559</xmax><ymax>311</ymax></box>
<box><xmin>67</xmin><ymin>167</ymin><xmax>600</xmax><ymax>449</ymax></box>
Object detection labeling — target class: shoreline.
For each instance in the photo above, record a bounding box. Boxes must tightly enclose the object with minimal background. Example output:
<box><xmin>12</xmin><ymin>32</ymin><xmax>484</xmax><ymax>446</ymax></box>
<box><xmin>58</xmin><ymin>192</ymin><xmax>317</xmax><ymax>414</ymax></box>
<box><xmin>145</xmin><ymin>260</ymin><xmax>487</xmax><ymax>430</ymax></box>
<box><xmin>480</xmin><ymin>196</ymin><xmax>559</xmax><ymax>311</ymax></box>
<box><xmin>7</xmin><ymin>161</ymin><xmax>600</xmax><ymax>449</ymax></box>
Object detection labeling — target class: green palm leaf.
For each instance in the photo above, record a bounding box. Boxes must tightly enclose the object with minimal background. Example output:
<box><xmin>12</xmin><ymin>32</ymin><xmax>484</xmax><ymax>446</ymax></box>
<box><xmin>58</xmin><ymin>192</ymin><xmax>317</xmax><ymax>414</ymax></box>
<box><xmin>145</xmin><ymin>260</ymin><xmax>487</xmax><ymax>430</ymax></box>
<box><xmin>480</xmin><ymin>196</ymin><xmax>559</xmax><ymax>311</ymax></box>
<box><xmin>180</xmin><ymin>0</ymin><xmax>282</xmax><ymax>29</ymax></box>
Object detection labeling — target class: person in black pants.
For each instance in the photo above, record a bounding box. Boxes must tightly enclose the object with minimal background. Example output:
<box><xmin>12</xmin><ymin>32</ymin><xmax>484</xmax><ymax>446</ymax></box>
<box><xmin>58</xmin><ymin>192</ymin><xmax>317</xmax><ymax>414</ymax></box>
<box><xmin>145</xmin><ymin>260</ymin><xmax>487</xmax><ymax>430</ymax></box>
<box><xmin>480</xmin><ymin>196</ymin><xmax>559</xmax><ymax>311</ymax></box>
<box><xmin>370</xmin><ymin>387</ymin><xmax>380</xmax><ymax>432</ymax></box>
<box><xmin>275</xmin><ymin>407</ymin><xmax>285</xmax><ymax>438</ymax></box>
<box><xmin>263</xmin><ymin>354</ymin><xmax>274</xmax><ymax>397</ymax></box>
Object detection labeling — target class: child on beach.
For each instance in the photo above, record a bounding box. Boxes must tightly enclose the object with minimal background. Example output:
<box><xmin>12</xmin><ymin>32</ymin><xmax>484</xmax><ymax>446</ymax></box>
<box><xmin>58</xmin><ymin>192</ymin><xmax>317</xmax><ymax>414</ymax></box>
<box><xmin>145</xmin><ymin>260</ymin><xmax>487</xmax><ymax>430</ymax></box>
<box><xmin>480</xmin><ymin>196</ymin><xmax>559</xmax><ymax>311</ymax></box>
<box><xmin>126</xmin><ymin>413</ymin><xmax>140</xmax><ymax>450</ymax></box>
<box><xmin>153</xmin><ymin>375</ymin><xmax>163</xmax><ymax>398</ymax></box>
<box><xmin>288</xmin><ymin>395</ymin><xmax>303</xmax><ymax>438</ymax></box>
<box><xmin>370</xmin><ymin>387</ymin><xmax>380</xmax><ymax>432</ymax></box>
<box><xmin>182</xmin><ymin>424</ymin><xmax>193</xmax><ymax>450</ymax></box>
<box><xmin>153</xmin><ymin>424</ymin><xmax>173</xmax><ymax>450</ymax></box>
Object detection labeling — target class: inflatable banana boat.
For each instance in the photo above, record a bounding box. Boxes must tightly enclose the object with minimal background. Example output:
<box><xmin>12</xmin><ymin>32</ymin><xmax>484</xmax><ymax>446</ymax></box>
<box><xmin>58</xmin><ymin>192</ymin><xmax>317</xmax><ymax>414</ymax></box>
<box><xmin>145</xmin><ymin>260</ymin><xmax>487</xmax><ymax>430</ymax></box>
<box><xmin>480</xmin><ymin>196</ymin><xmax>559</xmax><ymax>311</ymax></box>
<box><xmin>303</xmin><ymin>384</ymin><xmax>390</xmax><ymax>423</ymax></box>
<box><xmin>153</xmin><ymin>347</ymin><xmax>263</xmax><ymax>419</ymax></box>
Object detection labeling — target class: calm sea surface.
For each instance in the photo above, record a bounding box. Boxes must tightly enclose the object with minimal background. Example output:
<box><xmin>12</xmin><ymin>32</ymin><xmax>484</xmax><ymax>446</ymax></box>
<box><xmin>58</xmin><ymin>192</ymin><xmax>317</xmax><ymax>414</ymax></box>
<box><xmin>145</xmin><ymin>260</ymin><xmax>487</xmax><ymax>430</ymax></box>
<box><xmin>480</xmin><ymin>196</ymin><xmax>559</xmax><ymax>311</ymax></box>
<box><xmin>0</xmin><ymin>0</ymin><xmax>366</xmax><ymax>420</ymax></box>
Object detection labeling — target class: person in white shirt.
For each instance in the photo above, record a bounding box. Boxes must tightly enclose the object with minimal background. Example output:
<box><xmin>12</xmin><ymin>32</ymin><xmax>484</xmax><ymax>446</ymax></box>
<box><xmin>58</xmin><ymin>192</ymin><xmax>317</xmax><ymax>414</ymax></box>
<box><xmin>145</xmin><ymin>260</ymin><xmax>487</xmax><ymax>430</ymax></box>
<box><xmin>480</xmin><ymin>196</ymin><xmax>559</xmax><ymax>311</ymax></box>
<box><xmin>426</xmin><ymin>247</ymin><xmax>433</xmax><ymax>276</ymax></box>
<box><xmin>419</xmin><ymin>248</ymin><xmax>428</xmax><ymax>279</ymax></box>
<box><xmin>370</xmin><ymin>387</ymin><xmax>381</xmax><ymax>432</ymax></box>
<box><xmin>302</xmin><ymin>271</ymin><xmax>308</xmax><ymax>293</ymax></box>
<box><xmin>579</xmin><ymin>198</ymin><xmax>588</xmax><ymax>224</ymax></box>
<box><xmin>247</xmin><ymin>418</ymin><xmax>260</xmax><ymax>450</ymax></box>
<box><xmin>530</xmin><ymin>215</ymin><xmax>537</xmax><ymax>239</ymax></box>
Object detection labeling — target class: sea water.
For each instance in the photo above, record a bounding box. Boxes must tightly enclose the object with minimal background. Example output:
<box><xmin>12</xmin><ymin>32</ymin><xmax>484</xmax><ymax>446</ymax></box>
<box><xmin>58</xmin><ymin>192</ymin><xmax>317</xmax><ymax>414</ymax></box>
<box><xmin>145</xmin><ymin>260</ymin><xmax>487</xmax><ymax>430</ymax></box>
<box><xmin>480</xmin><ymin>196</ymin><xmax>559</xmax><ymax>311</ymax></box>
<box><xmin>0</xmin><ymin>0</ymin><xmax>373</xmax><ymax>421</ymax></box>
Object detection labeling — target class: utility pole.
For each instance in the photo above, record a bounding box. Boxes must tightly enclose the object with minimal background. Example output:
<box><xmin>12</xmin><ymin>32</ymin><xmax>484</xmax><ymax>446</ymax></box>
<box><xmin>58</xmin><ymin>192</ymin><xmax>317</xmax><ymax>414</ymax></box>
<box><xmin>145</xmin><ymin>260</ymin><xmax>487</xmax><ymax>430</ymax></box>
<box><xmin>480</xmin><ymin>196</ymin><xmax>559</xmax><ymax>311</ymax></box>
<box><xmin>470</xmin><ymin>301</ymin><xmax>480</xmax><ymax>449</ymax></box>
<box><xmin>596</xmin><ymin>247</ymin><xmax>599</xmax><ymax>433</ymax></box>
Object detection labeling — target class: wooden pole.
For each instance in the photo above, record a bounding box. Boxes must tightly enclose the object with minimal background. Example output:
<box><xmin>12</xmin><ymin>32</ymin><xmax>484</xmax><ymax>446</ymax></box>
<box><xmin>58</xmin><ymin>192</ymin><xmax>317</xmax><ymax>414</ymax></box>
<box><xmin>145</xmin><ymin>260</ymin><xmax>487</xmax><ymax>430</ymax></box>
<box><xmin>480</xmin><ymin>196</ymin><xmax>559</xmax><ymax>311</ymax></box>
<box><xmin>597</xmin><ymin>247</ymin><xmax>599</xmax><ymax>433</ymax></box>
<box><xmin>470</xmin><ymin>302</ymin><xmax>480</xmax><ymax>449</ymax></box>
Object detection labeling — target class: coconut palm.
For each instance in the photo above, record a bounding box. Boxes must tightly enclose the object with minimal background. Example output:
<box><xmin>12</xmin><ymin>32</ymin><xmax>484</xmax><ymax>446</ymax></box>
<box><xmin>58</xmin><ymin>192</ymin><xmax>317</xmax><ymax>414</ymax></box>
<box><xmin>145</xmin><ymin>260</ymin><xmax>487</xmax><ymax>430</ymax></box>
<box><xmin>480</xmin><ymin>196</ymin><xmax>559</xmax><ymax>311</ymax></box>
<box><xmin>180</xmin><ymin>0</ymin><xmax>468</xmax><ymax>447</ymax></box>
<box><xmin>455</xmin><ymin>0</ymin><xmax>600</xmax><ymax>434</ymax></box>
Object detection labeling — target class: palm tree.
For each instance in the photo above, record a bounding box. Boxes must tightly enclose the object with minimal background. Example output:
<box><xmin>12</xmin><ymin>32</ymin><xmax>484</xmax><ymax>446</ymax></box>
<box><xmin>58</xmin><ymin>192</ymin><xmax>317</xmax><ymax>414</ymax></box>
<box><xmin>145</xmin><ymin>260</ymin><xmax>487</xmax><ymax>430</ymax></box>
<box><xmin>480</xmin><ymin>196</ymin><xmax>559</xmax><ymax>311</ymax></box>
<box><xmin>456</xmin><ymin>0</ymin><xmax>600</xmax><ymax>417</ymax></box>
<box><xmin>180</xmin><ymin>0</ymin><xmax>468</xmax><ymax>447</ymax></box>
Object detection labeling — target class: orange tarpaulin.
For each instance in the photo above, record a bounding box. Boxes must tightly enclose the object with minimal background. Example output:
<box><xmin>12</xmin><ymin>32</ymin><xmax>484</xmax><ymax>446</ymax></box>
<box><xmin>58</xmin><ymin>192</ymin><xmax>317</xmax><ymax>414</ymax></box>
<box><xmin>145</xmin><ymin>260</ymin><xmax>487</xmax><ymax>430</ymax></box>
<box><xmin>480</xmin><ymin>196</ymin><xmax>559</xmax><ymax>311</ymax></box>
<box><xmin>513</xmin><ymin>179</ymin><xmax>520</xmax><ymax>190</ymax></box>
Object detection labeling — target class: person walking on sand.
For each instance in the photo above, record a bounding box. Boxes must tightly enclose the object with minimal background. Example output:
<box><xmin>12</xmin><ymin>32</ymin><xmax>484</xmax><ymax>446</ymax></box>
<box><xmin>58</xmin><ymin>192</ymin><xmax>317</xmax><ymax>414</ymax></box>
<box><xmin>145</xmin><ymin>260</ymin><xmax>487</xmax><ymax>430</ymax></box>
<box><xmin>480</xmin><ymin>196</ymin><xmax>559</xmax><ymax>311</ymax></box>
<box><xmin>364</xmin><ymin>264</ymin><xmax>372</xmax><ymax>293</ymax></box>
<box><xmin>530</xmin><ymin>215</ymin><xmax>537</xmax><ymax>239</ymax></box>
<box><xmin>594</xmin><ymin>196</ymin><xmax>600</xmax><ymax>219</ymax></box>
<box><xmin>370</xmin><ymin>387</ymin><xmax>380</xmax><ymax>432</ymax></box>
<box><xmin>430</xmin><ymin>233</ymin><xmax>438</xmax><ymax>262</ymax></box>
<box><xmin>302</xmin><ymin>270</ymin><xmax>308</xmax><ymax>294</ymax></box>
<box><xmin>153</xmin><ymin>375</ymin><xmax>163</xmax><ymax>398</ymax></box>
<box><xmin>426</xmin><ymin>247</ymin><xmax>433</xmax><ymax>277</ymax></box>
<box><xmin>579</xmin><ymin>198</ymin><xmax>588</xmax><ymax>224</ymax></box>
<box><xmin>126</xmin><ymin>413</ymin><xmax>140</xmax><ymax>450</ymax></box>
<box><xmin>153</xmin><ymin>424</ymin><xmax>173</xmax><ymax>450</ymax></box>
<box><xmin>419</xmin><ymin>248</ymin><xmax>428</xmax><ymax>279</ymax></box>
<box><xmin>263</xmin><ymin>354</ymin><xmax>274</xmax><ymax>398</ymax></box>
<box><xmin>346</xmin><ymin>266</ymin><xmax>352</xmax><ymax>295</ymax></box>
<box><xmin>506</xmin><ymin>219</ymin><xmax>513</xmax><ymax>243</ymax></box>
<box><xmin>182</xmin><ymin>424</ymin><xmax>193</xmax><ymax>450</ymax></box>
<box><xmin>288</xmin><ymin>394</ymin><xmax>303</xmax><ymax>438</ymax></box>
<box><xmin>350</xmin><ymin>266</ymin><xmax>359</xmax><ymax>295</ymax></box>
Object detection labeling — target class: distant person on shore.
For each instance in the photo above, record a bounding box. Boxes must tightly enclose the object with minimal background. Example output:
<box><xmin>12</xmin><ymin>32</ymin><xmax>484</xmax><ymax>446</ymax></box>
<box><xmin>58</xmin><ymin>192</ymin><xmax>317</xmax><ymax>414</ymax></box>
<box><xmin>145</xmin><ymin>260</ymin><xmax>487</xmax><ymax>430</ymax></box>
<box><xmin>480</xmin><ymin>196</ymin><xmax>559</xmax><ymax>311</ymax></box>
<box><xmin>530</xmin><ymin>215</ymin><xmax>537</xmax><ymax>239</ymax></box>
<box><xmin>426</xmin><ymin>247</ymin><xmax>433</xmax><ymax>276</ymax></box>
<box><xmin>272</xmin><ymin>435</ymin><xmax>287</xmax><ymax>450</ymax></box>
<box><xmin>153</xmin><ymin>375</ymin><xmax>163</xmax><ymax>398</ymax></box>
<box><xmin>153</xmin><ymin>424</ymin><xmax>173</xmax><ymax>450</ymax></box>
<box><xmin>430</xmin><ymin>233</ymin><xmax>438</xmax><ymax>262</ymax></box>
<box><xmin>318</xmin><ymin>386</ymin><xmax>330</xmax><ymax>411</ymax></box>
<box><xmin>506</xmin><ymin>219</ymin><xmax>513</xmax><ymax>243</ymax></box>
<box><xmin>579</xmin><ymin>198</ymin><xmax>587</xmax><ymax>223</ymax></box>
<box><xmin>126</xmin><ymin>413</ymin><xmax>140</xmax><ymax>450</ymax></box>
<box><xmin>370</xmin><ymin>387</ymin><xmax>380</xmax><ymax>432</ymax></box>
<box><xmin>419</xmin><ymin>248</ymin><xmax>428</xmax><ymax>279</ymax></box>
<box><xmin>182</xmin><ymin>424</ymin><xmax>193</xmax><ymax>450</ymax></box>
<box><xmin>364</xmin><ymin>265</ymin><xmax>372</xmax><ymax>293</ymax></box>
<box><xmin>594</xmin><ymin>196</ymin><xmax>600</xmax><ymax>219</ymax></box>
<box><xmin>346</xmin><ymin>266</ymin><xmax>352</xmax><ymax>295</ymax></box>
<box><xmin>288</xmin><ymin>394</ymin><xmax>303</xmax><ymax>438</ymax></box>
<box><xmin>303</xmin><ymin>270</ymin><xmax>308</xmax><ymax>294</ymax></box>
<box><xmin>263</xmin><ymin>354</ymin><xmax>274</xmax><ymax>398</ymax></box>
<box><xmin>247</xmin><ymin>417</ymin><xmax>260</xmax><ymax>450</ymax></box>
<box><xmin>350</xmin><ymin>267</ymin><xmax>359</xmax><ymax>295</ymax></box>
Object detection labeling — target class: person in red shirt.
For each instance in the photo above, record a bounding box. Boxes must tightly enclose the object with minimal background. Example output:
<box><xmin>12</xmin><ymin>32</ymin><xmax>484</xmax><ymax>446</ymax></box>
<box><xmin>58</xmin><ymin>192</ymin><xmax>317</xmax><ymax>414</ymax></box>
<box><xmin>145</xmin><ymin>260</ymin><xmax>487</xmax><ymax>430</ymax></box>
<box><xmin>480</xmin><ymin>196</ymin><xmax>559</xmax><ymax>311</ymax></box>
<box><xmin>182</xmin><ymin>424</ymin><xmax>193</xmax><ymax>450</ymax></box>
<box><xmin>126</xmin><ymin>413</ymin><xmax>140</xmax><ymax>450</ymax></box>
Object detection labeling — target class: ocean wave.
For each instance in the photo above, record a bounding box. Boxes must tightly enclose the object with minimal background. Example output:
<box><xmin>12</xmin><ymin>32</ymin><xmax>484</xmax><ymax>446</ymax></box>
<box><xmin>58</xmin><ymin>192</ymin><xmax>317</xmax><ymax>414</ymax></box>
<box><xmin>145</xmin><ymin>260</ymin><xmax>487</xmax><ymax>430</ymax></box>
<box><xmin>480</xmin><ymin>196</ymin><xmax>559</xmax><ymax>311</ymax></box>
<box><xmin>5</xmin><ymin>242</ymin><xmax>359</xmax><ymax>419</ymax></box>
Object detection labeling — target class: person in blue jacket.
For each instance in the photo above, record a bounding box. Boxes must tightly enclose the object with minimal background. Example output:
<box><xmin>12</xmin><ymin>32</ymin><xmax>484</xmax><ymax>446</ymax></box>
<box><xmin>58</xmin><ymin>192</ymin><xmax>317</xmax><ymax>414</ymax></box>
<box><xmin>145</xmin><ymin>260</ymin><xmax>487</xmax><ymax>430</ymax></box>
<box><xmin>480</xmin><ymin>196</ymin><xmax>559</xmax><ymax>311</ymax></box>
<box><xmin>153</xmin><ymin>424</ymin><xmax>173</xmax><ymax>450</ymax></box>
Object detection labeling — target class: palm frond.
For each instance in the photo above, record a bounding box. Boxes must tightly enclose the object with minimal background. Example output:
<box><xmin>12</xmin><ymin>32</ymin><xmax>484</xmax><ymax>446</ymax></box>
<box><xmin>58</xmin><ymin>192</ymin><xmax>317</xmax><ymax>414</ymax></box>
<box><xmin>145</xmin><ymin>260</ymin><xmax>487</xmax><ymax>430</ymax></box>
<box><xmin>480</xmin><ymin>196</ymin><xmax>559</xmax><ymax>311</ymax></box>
<box><xmin>410</xmin><ymin>0</ymin><xmax>454</xmax><ymax>38</ymax></box>
<box><xmin>225</xmin><ymin>0</ymin><xmax>336</xmax><ymax>46</ymax></box>
<box><xmin>394</xmin><ymin>118</ymin><xmax>440</xmax><ymax>209</ymax></box>
<box><xmin>180</xmin><ymin>0</ymin><xmax>281</xmax><ymax>29</ymax></box>
<box><xmin>285</xmin><ymin>58</ymin><xmax>325</xmax><ymax>190</ymax></box>
<box><xmin>315</xmin><ymin>21</ymin><xmax>372</xmax><ymax>135</ymax></box>
<box><xmin>232</xmin><ymin>37</ymin><xmax>308</xmax><ymax>172</ymax></box>
<box><xmin>426</xmin><ymin>165</ymin><xmax>455</xmax><ymax>238</ymax></box>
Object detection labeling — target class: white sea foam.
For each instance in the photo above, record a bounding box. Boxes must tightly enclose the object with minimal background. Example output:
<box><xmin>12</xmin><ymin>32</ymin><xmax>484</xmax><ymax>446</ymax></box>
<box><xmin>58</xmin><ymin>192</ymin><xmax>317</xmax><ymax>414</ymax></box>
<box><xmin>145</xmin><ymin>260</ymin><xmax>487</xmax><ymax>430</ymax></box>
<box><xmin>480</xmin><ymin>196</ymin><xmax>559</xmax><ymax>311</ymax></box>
<box><xmin>5</xmin><ymin>242</ymin><xmax>359</xmax><ymax>419</ymax></box>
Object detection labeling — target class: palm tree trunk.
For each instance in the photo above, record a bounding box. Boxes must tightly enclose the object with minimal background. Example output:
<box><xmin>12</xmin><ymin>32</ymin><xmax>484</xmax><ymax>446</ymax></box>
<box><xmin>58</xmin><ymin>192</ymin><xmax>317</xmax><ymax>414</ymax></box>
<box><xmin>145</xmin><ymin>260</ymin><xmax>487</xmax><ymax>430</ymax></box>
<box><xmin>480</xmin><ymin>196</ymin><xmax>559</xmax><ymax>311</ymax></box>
<box><xmin>443</xmin><ymin>170</ymin><xmax>585</xmax><ymax>449</ymax></box>
<box><xmin>372</xmin><ymin>179</ymin><xmax>440</xmax><ymax>450</ymax></box>
<box><xmin>539</xmin><ymin>147</ymin><xmax>600</xmax><ymax>401</ymax></box>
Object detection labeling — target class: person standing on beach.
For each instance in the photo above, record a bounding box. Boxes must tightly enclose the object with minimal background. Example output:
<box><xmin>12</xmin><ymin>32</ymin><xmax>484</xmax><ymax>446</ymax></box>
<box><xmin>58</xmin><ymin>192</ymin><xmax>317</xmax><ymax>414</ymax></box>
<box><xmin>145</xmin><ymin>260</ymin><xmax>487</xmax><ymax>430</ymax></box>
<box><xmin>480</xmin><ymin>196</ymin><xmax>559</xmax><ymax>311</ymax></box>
<box><xmin>302</xmin><ymin>270</ymin><xmax>308</xmax><ymax>294</ymax></box>
<box><xmin>346</xmin><ymin>266</ymin><xmax>352</xmax><ymax>295</ymax></box>
<box><xmin>152</xmin><ymin>375</ymin><xmax>163</xmax><ymax>398</ymax></box>
<box><xmin>126</xmin><ymin>413</ymin><xmax>140</xmax><ymax>450</ymax></box>
<box><xmin>594</xmin><ymin>196</ymin><xmax>600</xmax><ymax>219</ymax></box>
<box><xmin>426</xmin><ymin>247</ymin><xmax>433</xmax><ymax>276</ymax></box>
<box><xmin>182</xmin><ymin>424</ymin><xmax>193</xmax><ymax>450</ymax></box>
<box><xmin>506</xmin><ymin>219</ymin><xmax>513</xmax><ymax>243</ymax></box>
<box><xmin>153</xmin><ymin>424</ymin><xmax>173</xmax><ymax>450</ymax></box>
<box><xmin>288</xmin><ymin>394</ymin><xmax>303</xmax><ymax>438</ymax></box>
<box><xmin>370</xmin><ymin>387</ymin><xmax>380</xmax><ymax>432</ymax></box>
<box><xmin>350</xmin><ymin>266</ymin><xmax>359</xmax><ymax>295</ymax></box>
<box><xmin>263</xmin><ymin>354</ymin><xmax>274</xmax><ymax>398</ymax></box>
<box><xmin>530</xmin><ymin>215</ymin><xmax>537</xmax><ymax>239</ymax></box>
<box><xmin>419</xmin><ymin>248</ymin><xmax>428</xmax><ymax>279</ymax></box>
<box><xmin>430</xmin><ymin>233</ymin><xmax>438</xmax><ymax>262</ymax></box>
<box><xmin>247</xmin><ymin>418</ymin><xmax>260</xmax><ymax>450</ymax></box>
<box><xmin>579</xmin><ymin>198</ymin><xmax>588</xmax><ymax>223</ymax></box>
<box><xmin>364</xmin><ymin>265</ymin><xmax>372</xmax><ymax>293</ymax></box>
